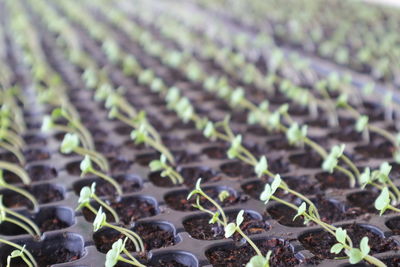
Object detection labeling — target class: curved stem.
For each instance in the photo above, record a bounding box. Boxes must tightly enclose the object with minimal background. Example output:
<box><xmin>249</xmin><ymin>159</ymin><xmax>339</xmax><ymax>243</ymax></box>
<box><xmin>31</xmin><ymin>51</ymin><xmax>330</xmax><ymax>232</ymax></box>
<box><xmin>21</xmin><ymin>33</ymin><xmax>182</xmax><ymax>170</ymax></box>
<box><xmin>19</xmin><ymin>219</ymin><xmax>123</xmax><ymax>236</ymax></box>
<box><xmin>363</xmin><ymin>255</ymin><xmax>387</xmax><ymax>267</ymax></box>
<box><xmin>340</xmin><ymin>154</ymin><xmax>360</xmax><ymax>178</ymax></box>
<box><xmin>118</xmin><ymin>254</ymin><xmax>146</xmax><ymax>267</ymax></box>
<box><xmin>0</xmin><ymin>161</ymin><xmax>30</xmax><ymax>184</ymax></box>
<box><xmin>5</xmin><ymin>208</ymin><xmax>41</xmax><ymax>238</ymax></box>
<box><xmin>0</xmin><ymin>238</ymin><xmax>37</xmax><ymax>267</ymax></box>
<box><xmin>335</xmin><ymin>165</ymin><xmax>356</xmax><ymax>188</ymax></box>
<box><xmin>105</xmin><ymin>223</ymin><xmax>144</xmax><ymax>252</ymax></box>
<box><xmin>92</xmin><ymin>194</ymin><xmax>120</xmax><ymax>223</ymax></box>
<box><xmin>53</xmin><ymin>125</ymin><xmax>91</xmax><ymax>150</ymax></box>
<box><xmin>20</xmin><ymin>252</ymin><xmax>34</xmax><ymax>267</ymax></box>
<box><xmin>199</xmin><ymin>190</ymin><xmax>228</xmax><ymax>225</ymax></box>
<box><xmin>0</xmin><ymin>141</ymin><xmax>25</xmax><ymax>165</ymax></box>
<box><xmin>89</xmin><ymin>169</ymin><xmax>122</xmax><ymax>196</ymax></box>
<box><xmin>1</xmin><ymin>183</ymin><xmax>39</xmax><ymax>211</ymax></box>
<box><xmin>74</xmin><ymin>147</ymin><xmax>109</xmax><ymax>172</ymax></box>
<box><xmin>236</xmin><ymin>226</ymin><xmax>263</xmax><ymax>257</ymax></box>
<box><xmin>4</xmin><ymin>217</ymin><xmax>36</xmax><ymax>237</ymax></box>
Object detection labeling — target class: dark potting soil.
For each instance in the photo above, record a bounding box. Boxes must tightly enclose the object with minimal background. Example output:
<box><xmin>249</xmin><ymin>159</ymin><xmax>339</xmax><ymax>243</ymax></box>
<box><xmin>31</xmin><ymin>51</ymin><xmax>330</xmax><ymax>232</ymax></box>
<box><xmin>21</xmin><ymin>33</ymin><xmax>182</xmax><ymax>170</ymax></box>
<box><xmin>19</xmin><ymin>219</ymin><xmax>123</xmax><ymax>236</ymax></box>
<box><xmin>94</xmin><ymin>223</ymin><xmax>175</xmax><ymax>253</ymax></box>
<box><xmin>165</xmin><ymin>187</ymin><xmax>246</xmax><ymax>211</ymax></box>
<box><xmin>206</xmin><ymin>238</ymin><xmax>299</xmax><ymax>267</ymax></box>
<box><xmin>183</xmin><ymin>211</ymin><xmax>270</xmax><ymax>240</ymax></box>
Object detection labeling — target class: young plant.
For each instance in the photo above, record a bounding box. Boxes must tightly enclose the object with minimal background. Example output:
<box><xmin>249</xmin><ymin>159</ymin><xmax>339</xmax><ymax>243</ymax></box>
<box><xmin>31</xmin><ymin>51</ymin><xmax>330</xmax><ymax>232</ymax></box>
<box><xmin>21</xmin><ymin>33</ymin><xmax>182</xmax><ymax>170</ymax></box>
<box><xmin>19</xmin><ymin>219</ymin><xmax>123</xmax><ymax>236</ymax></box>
<box><xmin>60</xmin><ymin>133</ymin><xmax>109</xmax><ymax>172</ymax></box>
<box><xmin>76</xmin><ymin>182</ymin><xmax>120</xmax><ymax>222</ymax></box>
<box><xmin>6</xmin><ymin>245</ymin><xmax>36</xmax><ymax>267</ymax></box>
<box><xmin>80</xmin><ymin>156</ymin><xmax>122</xmax><ymax>196</ymax></box>
<box><xmin>129</xmin><ymin>119</ymin><xmax>175</xmax><ymax>165</ymax></box>
<box><xmin>246</xmin><ymin>251</ymin><xmax>272</xmax><ymax>267</ymax></box>
<box><xmin>187</xmin><ymin>178</ymin><xmax>228</xmax><ymax>226</ymax></box>
<box><xmin>260</xmin><ymin>180</ymin><xmax>386</xmax><ymax>267</ymax></box>
<box><xmin>149</xmin><ymin>154</ymin><xmax>184</xmax><ymax>184</ymax></box>
<box><xmin>0</xmin><ymin>240</ymin><xmax>37</xmax><ymax>267</ymax></box>
<box><xmin>0</xmin><ymin>170</ymin><xmax>39</xmax><ymax>211</ymax></box>
<box><xmin>105</xmin><ymin>238</ymin><xmax>145</xmax><ymax>267</ymax></box>
<box><xmin>374</xmin><ymin>187</ymin><xmax>400</xmax><ymax>215</ymax></box>
<box><xmin>0</xmin><ymin>196</ymin><xmax>41</xmax><ymax>239</ymax></box>
<box><xmin>330</xmin><ymin>228</ymin><xmax>374</xmax><ymax>265</ymax></box>
<box><xmin>93</xmin><ymin>207</ymin><xmax>144</xmax><ymax>253</ymax></box>
<box><xmin>224</xmin><ymin>210</ymin><xmax>264</xmax><ymax>260</ymax></box>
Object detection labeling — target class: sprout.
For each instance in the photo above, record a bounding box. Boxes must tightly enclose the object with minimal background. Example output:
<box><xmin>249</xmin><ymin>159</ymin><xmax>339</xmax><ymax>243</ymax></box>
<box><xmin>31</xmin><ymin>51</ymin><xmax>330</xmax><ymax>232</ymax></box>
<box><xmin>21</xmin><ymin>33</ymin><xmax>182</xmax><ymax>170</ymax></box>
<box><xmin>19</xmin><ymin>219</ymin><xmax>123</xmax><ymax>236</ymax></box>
<box><xmin>149</xmin><ymin>154</ymin><xmax>183</xmax><ymax>184</ymax></box>
<box><xmin>227</xmin><ymin>135</ymin><xmax>242</xmax><ymax>159</ymax></box>
<box><xmin>218</xmin><ymin>190</ymin><xmax>230</xmax><ymax>202</ymax></box>
<box><xmin>374</xmin><ymin>187</ymin><xmax>391</xmax><ymax>215</ymax></box>
<box><xmin>286</xmin><ymin>123</ymin><xmax>307</xmax><ymax>146</ymax></box>
<box><xmin>60</xmin><ymin>133</ymin><xmax>79</xmax><ymax>153</ymax></box>
<box><xmin>246</xmin><ymin>251</ymin><xmax>272</xmax><ymax>267</ymax></box>
<box><xmin>203</xmin><ymin>121</ymin><xmax>215</xmax><ymax>139</ymax></box>
<box><xmin>93</xmin><ymin>207</ymin><xmax>144</xmax><ymax>252</ymax></box>
<box><xmin>260</xmin><ymin>174</ymin><xmax>281</xmax><ymax>204</ymax></box>
<box><xmin>293</xmin><ymin>202</ymin><xmax>307</xmax><ymax>221</ymax></box>
<box><xmin>230</xmin><ymin>87</ymin><xmax>244</xmax><ymax>106</ymax></box>
<box><xmin>79</xmin><ymin>156</ymin><xmax>122</xmax><ymax>196</ymax></box>
<box><xmin>355</xmin><ymin>115</ymin><xmax>369</xmax><ymax>133</ymax></box>
<box><xmin>105</xmin><ymin>238</ymin><xmax>145</xmax><ymax>267</ymax></box>
<box><xmin>3</xmin><ymin>244</ymin><xmax>36</xmax><ymax>267</ymax></box>
<box><xmin>255</xmin><ymin>156</ymin><xmax>268</xmax><ymax>178</ymax></box>
<box><xmin>331</xmin><ymin>228</ymin><xmax>371</xmax><ymax>265</ymax></box>
<box><xmin>76</xmin><ymin>182</ymin><xmax>119</xmax><ymax>222</ymax></box>
<box><xmin>322</xmin><ymin>144</ymin><xmax>345</xmax><ymax>173</ymax></box>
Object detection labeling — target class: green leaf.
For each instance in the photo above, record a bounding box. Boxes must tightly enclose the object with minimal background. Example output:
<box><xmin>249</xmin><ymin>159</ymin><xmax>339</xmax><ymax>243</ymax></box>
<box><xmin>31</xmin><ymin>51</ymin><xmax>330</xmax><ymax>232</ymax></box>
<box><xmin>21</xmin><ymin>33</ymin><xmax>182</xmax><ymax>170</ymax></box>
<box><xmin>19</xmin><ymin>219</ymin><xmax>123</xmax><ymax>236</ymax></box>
<box><xmin>336</xmin><ymin>94</ymin><xmax>348</xmax><ymax>107</ymax></box>
<box><xmin>203</xmin><ymin>121</ymin><xmax>215</xmax><ymax>138</ymax></box>
<box><xmin>260</xmin><ymin>184</ymin><xmax>272</xmax><ymax>203</ymax></box>
<box><xmin>230</xmin><ymin>87</ymin><xmax>244</xmax><ymax>106</ymax></box>
<box><xmin>335</xmin><ymin>228</ymin><xmax>347</xmax><ymax>244</ymax></box>
<box><xmin>80</xmin><ymin>156</ymin><xmax>93</xmax><ymax>175</ymax></box>
<box><xmin>78</xmin><ymin>186</ymin><xmax>92</xmax><ymax>205</ymax></box>
<box><xmin>267</xmin><ymin>111</ymin><xmax>280</xmax><ymax>130</ymax></box>
<box><xmin>359</xmin><ymin>168</ymin><xmax>371</xmax><ymax>188</ymax></box>
<box><xmin>355</xmin><ymin>115</ymin><xmax>369</xmax><ymax>133</ymax></box>
<box><xmin>245</xmin><ymin>254</ymin><xmax>269</xmax><ymax>267</ymax></box>
<box><xmin>218</xmin><ymin>190</ymin><xmax>230</xmax><ymax>202</ymax></box>
<box><xmin>105</xmin><ymin>239</ymin><xmax>125</xmax><ymax>267</ymax></box>
<box><xmin>286</xmin><ymin>123</ymin><xmax>307</xmax><ymax>145</ymax></box>
<box><xmin>93</xmin><ymin>207</ymin><xmax>106</xmax><ymax>232</ymax></box>
<box><xmin>271</xmin><ymin>174</ymin><xmax>281</xmax><ymax>193</ymax></box>
<box><xmin>255</xmin><ymin>156</ymin><xmax>268</xmax><ymax>178</ymax></box>
<box><xmin>224</xmin><ymin>223</ymin><xmax>237</xmax><ymax>238</ymax></box>
<box><xmin>227</xmin><ymin>135</ymin><xmax>242</xmax><ymax>159</ymax></box>
<box><xmin>374</xmin><ymin>187</ymin><xmax>390</xmax><ymax>215</ymax></box>
<box><xmin>236</xmin><ymin>210</ymin><xmax>244</xmax><ymax>226</ymax></box>
<box><xmin>293</xmin><ymin>202</ymin><xmax>306</xmax><ymax>221</ymax></box>
<box><xmin>360</xmin><ymin>237</ymin><xmax>370</xmax><ymax>257</ymax></box>
<box><xmin>348</xmin><ymin>248</ymin><xmax>364</xmax><ymax>264</ymax></box>
<box><xmin>330</xmin><ymin>243</ymin><xmax>344</xmax><ymax>254</ymax></box>
<box><xmin>209</xmin><ymin>212</ymin><xmax>220</xmax><ymax>224</ymax></box>
<box><xmin>60</xmin><ymin>133</ymin><xmax>80</xmax><ymax>154</ymax></box>
<box><xmin>149</xmin><ymin>160</ymin><xmax>164</xmax><ymax>172</ymax></box>
<box><xmin>41</xmin><ymin>116</ymin><xmax>54</xmax><ymax>132</ymax></box>
<box><xmin>377</xmin><ymin>162</ymin><xmax>392</xmax><ymax>183</ymax></box>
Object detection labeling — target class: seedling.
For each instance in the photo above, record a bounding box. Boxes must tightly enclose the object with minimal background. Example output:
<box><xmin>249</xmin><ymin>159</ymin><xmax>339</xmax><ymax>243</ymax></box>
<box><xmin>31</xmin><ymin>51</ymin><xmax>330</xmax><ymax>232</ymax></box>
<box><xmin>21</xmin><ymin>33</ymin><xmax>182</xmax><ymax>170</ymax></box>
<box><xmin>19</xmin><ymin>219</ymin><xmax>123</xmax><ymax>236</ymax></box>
<box><xmin>80</xmin><ymin>156</ymin><xmax>122</xmax><ymax>196</ymax></box>
<box><xmin>76</xmin><ymin>182</ymin><xmax>120</xmax><ymax>222</ymax></box>
<box><xmin>130</xmin><ymin>121</ymin><xmax>175</xmax><ymax>165</ymax></box>
<box><xmin>246</xmin><ymin>251</ymin><xmax>272</xmax><ymax>267</ymax></box>
<box><xmin>330</xmin><ymin>228</ymin><xmax>378</xmax><ymax>265</ymax></box>
<box><xmin>6</xmin><ymin>245</ymin><xmax>37</xmax><ymax>267</ymax></box>
<box><xmin>286</xmin><ymin>123</ymin><xmax>307</xmax><ymax>147</ymax></box>
<box><xmin>105</xmin><ymin>238</ymin><xmax>145</xmax><ymax>267</ymax></box>
<box><xmin>225</xmin><ymin>210</ymin><xmax>265</xmax><ymax>263</ymax></box>
<box><xmin>60</xmin><ymin>133</ymin><xmax>109</xmax><ymax>172</ymax></box>
<box><xmin>149</xmin><ymin>154</ymin><xmax>184</xmax><ymax>184</ymax></box>
<box><xmin>374</xmin><ymin>187</ymin><xmax>400</xmax><ymax>215</ymax></box>
<box><xmin>0</xmin><ymin>170</ymin><xmax>39</xmax><ymax>211</ymax></box>
<box><xmin>93</xmin><ymin>207</ymin><xmax>144</xmax><ymax>252</ymax></box>
<box><xmin>0</xmin><ymin>128</ymin><xmax>25</xmax><ymax>165</ymax></box>
<box><xmin>0</xmin><ymin>196</ymin><xmax>41</xmax><ymax>239</ymax></box>
<box><xmin>50</xmin><ymin>107</ymin><xmax>95</xmax><ymax>150</ymax></box>
<box><xmin>0</xmin><ymin>240</ymin><xmax>37</xmax><ymax>267</ymax></box>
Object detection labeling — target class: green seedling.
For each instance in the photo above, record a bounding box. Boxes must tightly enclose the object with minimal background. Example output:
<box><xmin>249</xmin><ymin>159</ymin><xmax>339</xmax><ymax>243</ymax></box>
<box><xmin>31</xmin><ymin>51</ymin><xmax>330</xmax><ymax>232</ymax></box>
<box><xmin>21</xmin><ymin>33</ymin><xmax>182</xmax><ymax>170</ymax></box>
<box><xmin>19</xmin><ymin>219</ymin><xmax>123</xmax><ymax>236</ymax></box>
<box><xmin>0</xmin><ymin>240</ymin><xmax>37</xmax><ymax>267</ymax></box>
<box><xmin>60</xmin><ymin>133</ymin><xmax>109</xmax><ymax>172</ymax></box>
<box><xmin>105</xmin><ymin>238</ymin><xmax>145</xmax><ymax>267</ymax></box>
<box><xmin>149</xmin><ymin>154</ymin><xmax>184</xmax><ymax>184</ymax></box>
<box><xmin>76</xmin><ymin>182</ymin><xmax>120</xmax><ymax>222</ymax></box>
<box><xmin>80</xmin><ymin>156</ymin><xmax>122</xmax><ymax>196</ymax></box>
<box><xmin>93</xmin><ymin>207</ymin><xmax>144</xmax><ymax>253</ymax></box>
